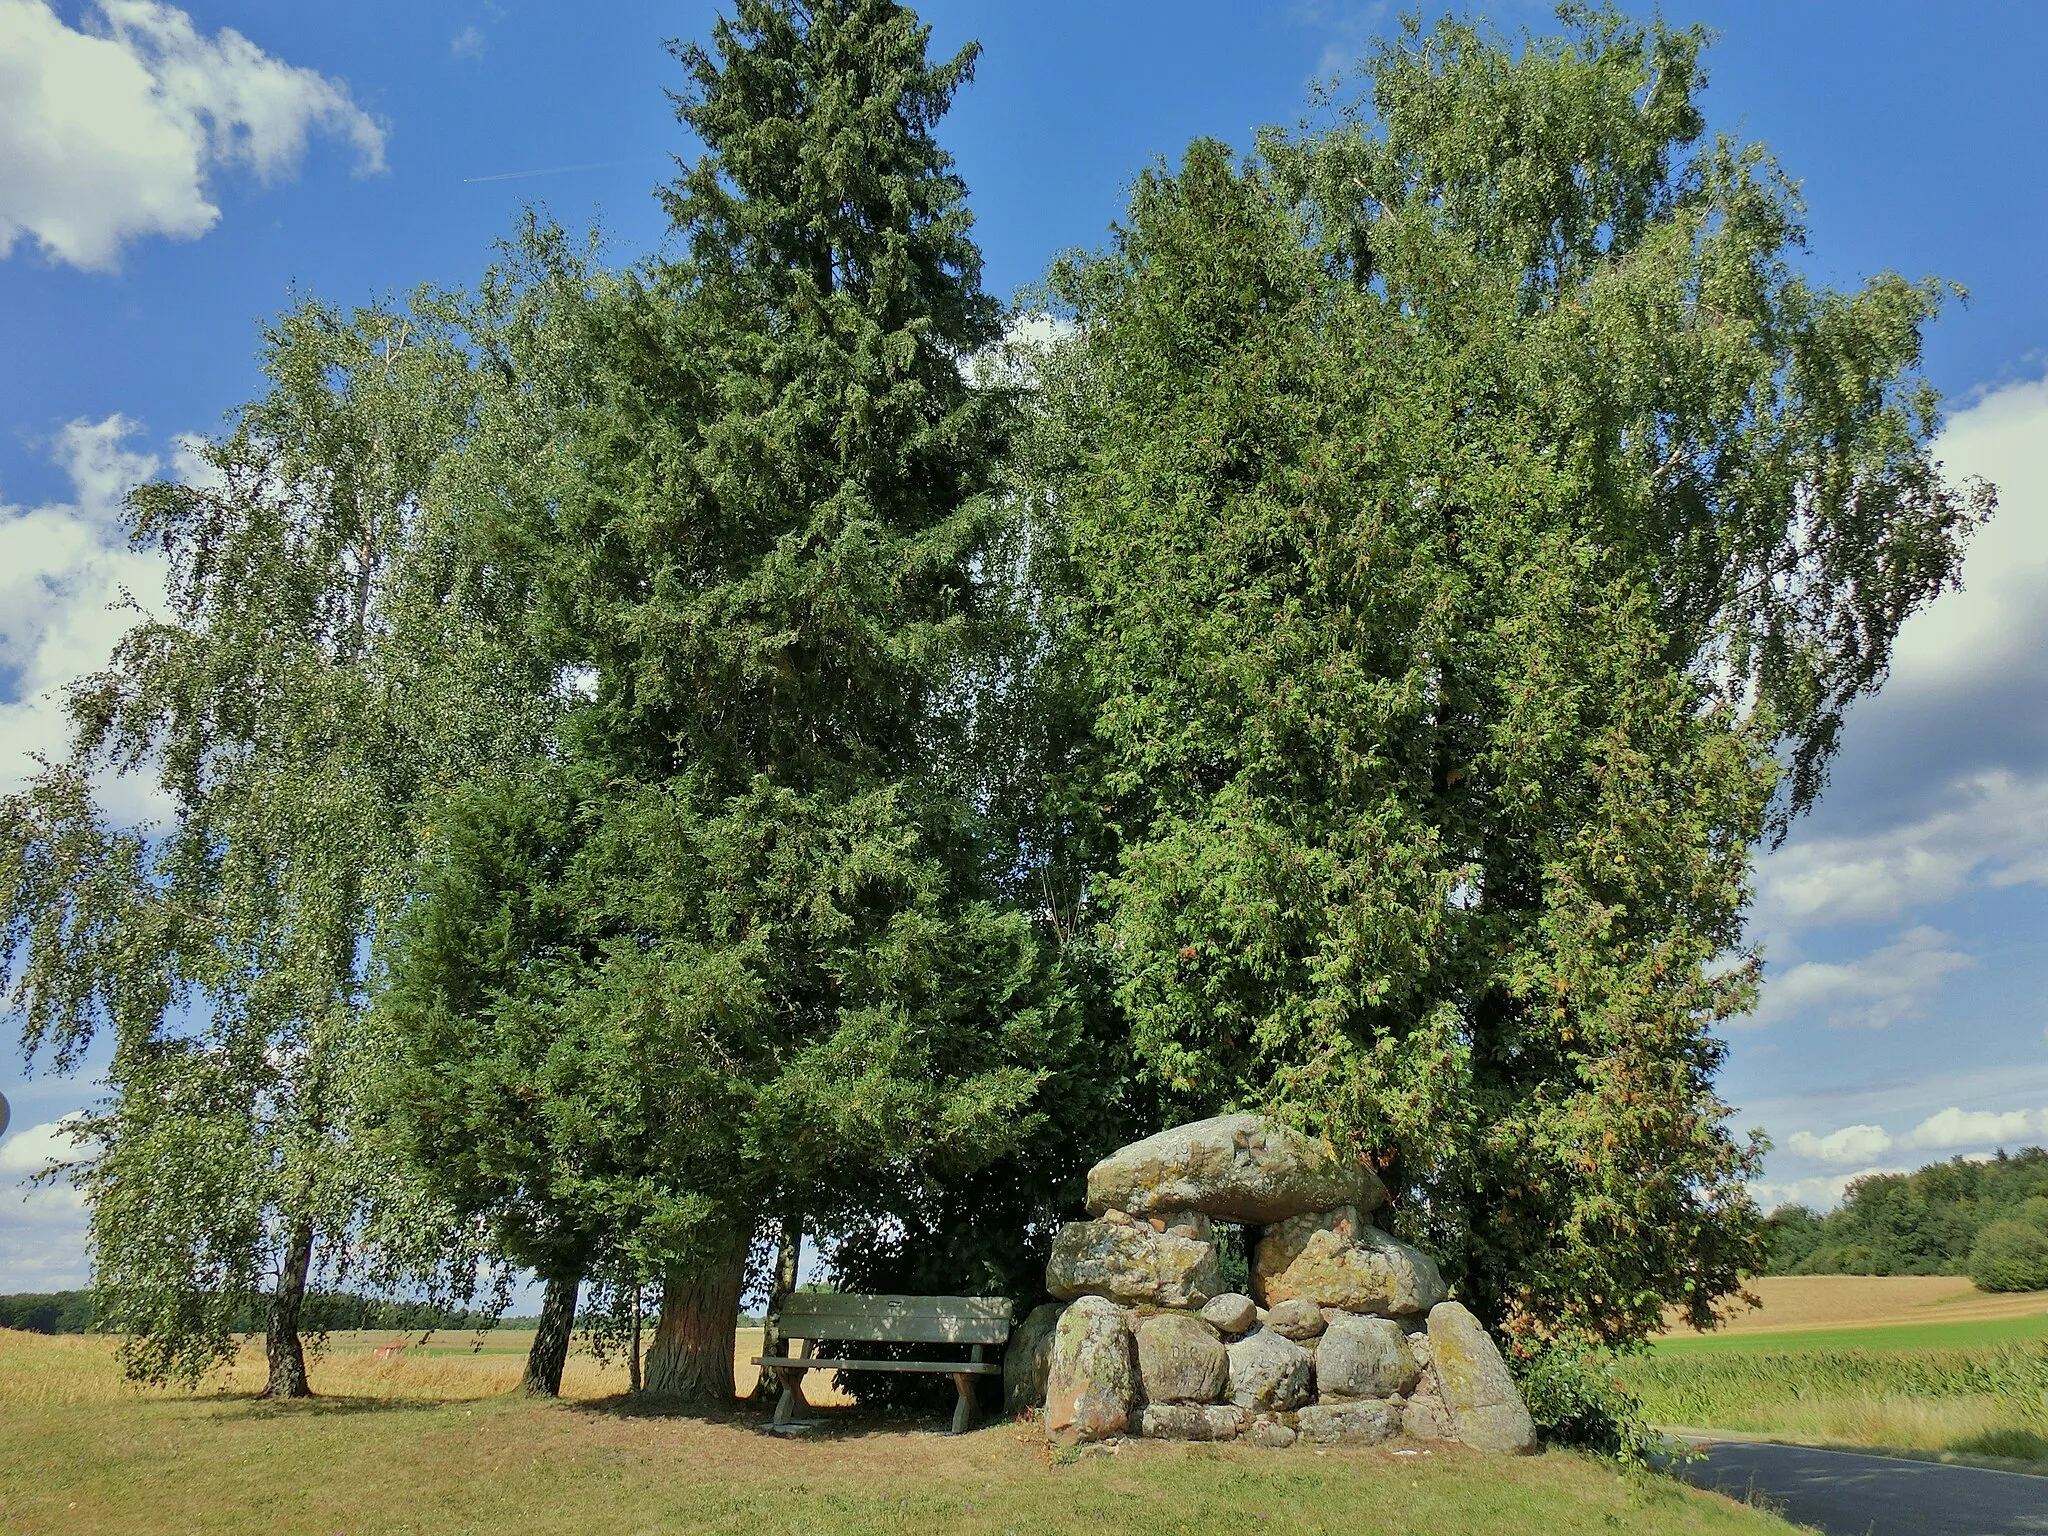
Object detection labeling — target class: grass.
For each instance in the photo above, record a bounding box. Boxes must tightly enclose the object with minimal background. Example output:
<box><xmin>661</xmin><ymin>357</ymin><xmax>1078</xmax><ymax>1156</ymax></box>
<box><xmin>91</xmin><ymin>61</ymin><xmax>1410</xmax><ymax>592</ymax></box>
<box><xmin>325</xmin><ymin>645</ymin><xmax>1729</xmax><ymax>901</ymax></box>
<box><xmin>1619</xmin><ymin>1340</ymin><xmax>2048</xmax><ymax>1472</ymax></box>
<box><xmin>1653</xmin><ymin>1312</ymin><xmax>2048</xmax><ymax>1355</ymax></box>
<box><xmin>0</xmin><ymin>1330</ymin><xmax>1796</xmax><ymax>1536</ymax></box>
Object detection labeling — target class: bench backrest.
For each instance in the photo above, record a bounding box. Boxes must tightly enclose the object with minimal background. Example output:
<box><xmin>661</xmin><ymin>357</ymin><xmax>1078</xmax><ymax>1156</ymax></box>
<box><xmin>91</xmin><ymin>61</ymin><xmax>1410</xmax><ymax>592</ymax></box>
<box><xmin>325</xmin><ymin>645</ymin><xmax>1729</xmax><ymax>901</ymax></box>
<box><xmin>782</xmin><ymin>1293</ymin><xmax>1011</xmax><ymax>1345</ymax></box>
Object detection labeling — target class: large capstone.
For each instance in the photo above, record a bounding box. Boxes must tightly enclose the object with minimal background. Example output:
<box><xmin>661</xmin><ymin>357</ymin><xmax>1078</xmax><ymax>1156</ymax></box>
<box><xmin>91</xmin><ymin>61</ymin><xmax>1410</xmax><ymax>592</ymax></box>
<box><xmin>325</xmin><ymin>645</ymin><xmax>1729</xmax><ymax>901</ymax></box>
<box><xmin>1135</xmin><ymin>1311</ymin><xmax>1229</xmax><ymax>1404</ymax></box>
<box><xmin>1297</xmin><ymin>1398</ymin><xmax>1402</xmax><ymax>1445</ymax></box>
<box><xmin>1427</xmin><ymin>1302</ymin><xmax>1538</xmax><ymax>1455</ymax></box>
<box><xmin>1226</xmin><ymin>1326</ymin><xmax>1315</xmax><ymax>1413</ymax></box>
<box><xmin>1085</xmin><ymin>1114</ymin><xmax>1386</xmax><ymax>1224</ymax></box>
<box><xmin>1252</xmin><ymin>1207</ymin><xmax>1447</xmax><ymax>1315</ymax></box>
<box><xmin>1314</xmin><ymin>1314</ymin><xmax>1421</xmax><ymax>1400</ymax></box>
<box><xmin>1003</xmin><ymin>1301</ymin><xmax>1066</xmax><ymax>1416</ymax></box>
<box><xmin>1044</xmin><ymin>1295</ymin><xmax>1137</xmax><ymax>1444</ymax></box>
<box><xmin>1047</xmin><ymin>1211</ymin><xmax>1220</xmax><ymax>1309</ymax></box>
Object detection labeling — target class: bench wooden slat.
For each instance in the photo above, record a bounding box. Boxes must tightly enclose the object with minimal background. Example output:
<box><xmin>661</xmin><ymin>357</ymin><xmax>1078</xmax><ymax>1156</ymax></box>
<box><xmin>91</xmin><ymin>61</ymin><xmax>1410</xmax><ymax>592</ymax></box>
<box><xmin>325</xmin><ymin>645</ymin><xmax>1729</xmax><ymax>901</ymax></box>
<box><xmin>749</xmin><ymin>1357</ymin><xmax>1001</xmax><ymax>1375</ymax></box>
<box><xmin>781</xmin><ymin>1293</ymin><xmax>1011</xmax><ymax>1345</ymax></box>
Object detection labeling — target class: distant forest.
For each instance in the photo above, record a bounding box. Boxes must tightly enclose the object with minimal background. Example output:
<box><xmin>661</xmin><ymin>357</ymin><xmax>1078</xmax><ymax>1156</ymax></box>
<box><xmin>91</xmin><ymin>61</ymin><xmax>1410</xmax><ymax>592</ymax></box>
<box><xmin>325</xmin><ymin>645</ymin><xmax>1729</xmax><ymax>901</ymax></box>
<box><xmin>0</xmin><ymin>1292</ymin><xmax>512</xmax><ymax>1337</ymax></box>
<box><xmin>1765</xmin><ymin>1148</ymin><xmax>2048</xmax><ymax>1290</ymax></box>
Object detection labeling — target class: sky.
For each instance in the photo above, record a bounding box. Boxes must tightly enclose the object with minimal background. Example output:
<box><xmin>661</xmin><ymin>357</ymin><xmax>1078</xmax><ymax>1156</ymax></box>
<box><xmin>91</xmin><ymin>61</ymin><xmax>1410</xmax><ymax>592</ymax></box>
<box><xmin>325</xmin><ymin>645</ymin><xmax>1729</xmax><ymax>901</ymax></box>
<box><xmin>3</xmin><ymin>0</ymin><xmax>2048</xmax><ymax>1290</ymax></box>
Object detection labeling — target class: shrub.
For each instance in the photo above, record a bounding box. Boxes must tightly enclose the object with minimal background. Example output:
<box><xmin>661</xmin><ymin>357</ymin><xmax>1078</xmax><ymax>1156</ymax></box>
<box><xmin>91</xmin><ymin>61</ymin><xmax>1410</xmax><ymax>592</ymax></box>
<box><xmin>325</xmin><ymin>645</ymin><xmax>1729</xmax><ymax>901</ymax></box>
<box><xmin>1969</xmin><ymin>1219</ymin><xmax>2048</xmax><ymax>1293</ymax></box>
<box><xmin>1509</xmin><ymin>1342</ymin><xmax>1660</xmax><ymax>1466</ymax></box>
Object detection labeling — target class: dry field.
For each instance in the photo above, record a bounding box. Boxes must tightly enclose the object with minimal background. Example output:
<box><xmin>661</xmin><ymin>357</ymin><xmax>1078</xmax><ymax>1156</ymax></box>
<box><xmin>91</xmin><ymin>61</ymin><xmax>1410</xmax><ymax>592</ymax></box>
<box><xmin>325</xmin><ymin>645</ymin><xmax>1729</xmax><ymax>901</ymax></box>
<box><xmin>1668</xmin><ymin>1275</ymin><xmax>2048</xmax><ymax>1338</ymax></box>
<box><xmin>0</xmin><ymin>1329</ymin><xmax>1798</xmax><ymax>1536</ymax></box>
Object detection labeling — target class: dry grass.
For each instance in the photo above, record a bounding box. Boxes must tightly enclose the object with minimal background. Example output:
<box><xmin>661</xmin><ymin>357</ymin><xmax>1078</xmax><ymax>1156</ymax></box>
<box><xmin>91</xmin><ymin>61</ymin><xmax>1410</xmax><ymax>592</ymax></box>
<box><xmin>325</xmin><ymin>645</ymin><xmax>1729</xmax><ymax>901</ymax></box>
<box><xmin>1668</xmin><ymin>1275</ymin><xmax>2048</xmax><ymax>1337</ymax></box>
<box><xmin>0</xmin><ymin>1330</ymin><xmax>1797</xmax><ymax>1536</ymax></box>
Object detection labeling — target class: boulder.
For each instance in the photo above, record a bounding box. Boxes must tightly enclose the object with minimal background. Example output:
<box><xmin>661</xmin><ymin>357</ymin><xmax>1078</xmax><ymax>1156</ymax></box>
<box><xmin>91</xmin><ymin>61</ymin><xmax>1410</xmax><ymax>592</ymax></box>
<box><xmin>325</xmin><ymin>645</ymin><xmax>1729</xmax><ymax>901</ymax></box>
<box><xmin>1044</xmin><ymin>1296</ymin><xmax>1137</xmax><ymax>1444</ymax></box>
<box><xmin>1402</xmin><ymin>1385</ymin><xmax>1454</xmax><ymax>1442</ymax></box>
<box><xmin>1138</xmin><ymin>1403</ymin><xmax>1251</xmax><ymax>1442</ymax></box>
<box><xmin>1426</xmin><ymin>1302</ymin><xmax>1537</xmax><ymax>1455</ymax></box>
<box><xmin>1003</xmin><ymin>1301</ymin><xmax>1066</xmax><ymax>1416</ymax></box>
<box><xmin>1314</xmin><ymin>1315</ymin><xmax>1420</xmax><ymax>1400</ymax></box>
<box><xmin>1246</xmin><ymin>1415</ymin><xmax>1298</xmax><ymax>1449</ymax></box>
<box><xmin>1047</xmin><ymin>1212</ymin><xmax>1220</xmax><ymax>1309</ymax></box>
<box><xmin>1200</xmin><ymin>1292</ymin><xmax>1258</xmax><ymax>1336</ymax></box>
<box><xmin>1252</xmin><ymin>1209</ymin><xmax>1447</xmax><ymax>1315</ymax></box>
<box><xmin>1135</xmin><ymin>1312</ymin><xmax>1229</xmax><ymax>1404</ymax></box>
<box><xmin>1152</xmin><ymin>1210</ymin><xmax>1213</xmax><ymax>1241</ymax></box>
<box><xmin>1085</xmin><ymin>1114</ymin><xmax>1386</xmax><ymax>1223</ymax></box>
<box><xmin>1226</xmin><ymin>1327</ymin><xmax>1315</xmax><ymax>1413</ymax></box>
<box><xmin>1297</xmin><ymin>1398</ymin><xmax>1402</xmax><ymax>1445</ymax></box>
<box><xmin>1263</xmin><ymin>1298</ymin><xmax>1327</xmax><ymax>1342</ymax></box>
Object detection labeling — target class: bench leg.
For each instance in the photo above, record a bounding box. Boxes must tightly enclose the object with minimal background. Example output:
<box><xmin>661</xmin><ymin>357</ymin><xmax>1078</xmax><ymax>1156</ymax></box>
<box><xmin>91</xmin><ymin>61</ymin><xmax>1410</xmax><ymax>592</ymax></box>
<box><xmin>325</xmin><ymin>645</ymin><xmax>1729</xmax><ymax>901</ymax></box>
<box><xmin>773</xmin><ymin>1366</ymin><xmax>809</xmax><ymax>1427</ymax></box>
<box><xmin>950</xmin><ymin>1372</ymin><xmax>976</xmax><ymax>1435</ymax></box>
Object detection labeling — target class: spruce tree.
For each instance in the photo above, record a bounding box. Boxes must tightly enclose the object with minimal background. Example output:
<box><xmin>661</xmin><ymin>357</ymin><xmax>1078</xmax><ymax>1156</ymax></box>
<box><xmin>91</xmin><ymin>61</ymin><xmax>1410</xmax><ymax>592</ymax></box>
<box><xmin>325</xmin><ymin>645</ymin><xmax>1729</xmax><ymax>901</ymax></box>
<box><xmin>380</xmin><ymin>0</ymin><xmax>1060</xmax><ymax>1408</ymax></box>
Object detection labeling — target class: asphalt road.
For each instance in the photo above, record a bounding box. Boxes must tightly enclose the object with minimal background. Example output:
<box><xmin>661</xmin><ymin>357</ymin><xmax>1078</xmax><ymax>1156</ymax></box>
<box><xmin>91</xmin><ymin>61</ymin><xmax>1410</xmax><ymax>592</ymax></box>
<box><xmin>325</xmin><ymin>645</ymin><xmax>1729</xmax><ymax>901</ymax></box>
<box><xmin>1674</xmin><ymin>1439</ymin><xmax>2048</xmax><ymax>1535</ymax></box>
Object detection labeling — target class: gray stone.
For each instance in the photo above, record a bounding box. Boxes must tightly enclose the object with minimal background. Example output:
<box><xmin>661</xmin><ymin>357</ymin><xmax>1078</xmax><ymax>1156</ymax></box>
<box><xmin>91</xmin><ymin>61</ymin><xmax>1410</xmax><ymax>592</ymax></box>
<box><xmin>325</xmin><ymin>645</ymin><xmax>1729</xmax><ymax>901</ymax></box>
<box><xmin>1246</xmin><ymin>1415</ymin><xmax>1298</xmax><ymax>1449</ymax></box>
<box><xmin>1135</xmin><ymin>1311</ymin><xmax>1229</xmax><ymax>1404</ymax></box>
<box><xmin>1297</xmin><ymin>1398</ymin><xmax>1402</xmax><ymax>1445</ymax></box>
<box><xmin>1200</xmin><ymin>1292</ymin><xmax>1258</xmax><ymax>1336</ymax></box>
<box><xmin>1138</xmin><ymin>1403</ymin><xmax>1250</xmax><ymax>1442</ymax></box>
<box><xmin>1252</xmin><ymin>1209</ymin><xmax>1447</xmax><ymax>1316</ymax></box>
<box><xmin>1085</xmin><ymin>1114</ymin><xmax>1387</xmax><ymax>1223</ymax></box>
<box><xmin>1314</xmin><ymin>1315</ymin><xmax>1420</xmax><ymax>1400</ymax></box>
<box><xmin>1264</xmin><ymin>1298</ymin><xmax>1327</xmax><ymax>1342</ymax></box>
<box><xmin>1153</xmin><ymin>1209</ymin><xmax>1213</xmax><ymax>1241</ymax></box>
<box><xmin>1426</xmin><ymin>1301</ymin><xmax>1537</xmax><ymax>1455</ymax></box>
<box><xmin>1047</xmin><ymin>1211</ymin><xmax>1220</xmax><ymax>1309</ymax></box>
<box><xmin>1402</xmin><ymin>1387</ymin><xmax>1454</xmax><ymax>1442</ymax></box>
<box><xmin>1407</xmin><ymin>1333</ymin><xmax>1433</xmax><ymax>1372</ymax></box>
<box><xmin>1045</xmin><ymin>1295</ymin><xmax>1137</xmax><ymax>1444</ymax></box>
<box><xmin>1003</xmin><ymin>1301</ymin><xmax>1067</xmax><ymax>1416</ymax></box>
<box><xmin>1226</xmin><ymin>1326</ymin><xmax>1315</xmax><ymax>1413</ymax></box>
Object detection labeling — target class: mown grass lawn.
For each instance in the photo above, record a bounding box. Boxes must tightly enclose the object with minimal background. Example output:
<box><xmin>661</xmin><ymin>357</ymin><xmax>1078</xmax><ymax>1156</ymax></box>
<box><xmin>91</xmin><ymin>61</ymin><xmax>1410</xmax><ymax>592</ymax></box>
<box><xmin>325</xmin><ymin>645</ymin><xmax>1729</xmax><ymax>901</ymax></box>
<box><xmin>1654</xmin><ymin>1313</ymin><xmax>2048</xmax><ymax>1356</ymax></box>
<box><xmin>0</xmin><ymin>1331</ymin><xmax>1792</xmax><ymax>1536</ymax></box>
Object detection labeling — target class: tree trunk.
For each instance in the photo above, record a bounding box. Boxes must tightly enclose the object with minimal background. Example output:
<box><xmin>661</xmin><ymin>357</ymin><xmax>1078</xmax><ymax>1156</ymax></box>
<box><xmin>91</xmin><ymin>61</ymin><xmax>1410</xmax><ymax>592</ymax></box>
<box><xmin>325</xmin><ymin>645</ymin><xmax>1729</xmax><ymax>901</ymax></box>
<box><xmin>749</xmin><ymin>1212</ymin><xmax>803</xmax><ymax>1405</ymax></box>
<box><xmin>629</xmin><ymin>1286</ymin><xmax>643</xmax><ymax>1394</ymax></box>
<box><xmin>262</xmin><ymin>1214</ymin><xmax>316</xmax><ymax>1400</ymax></box>
<box><xmin>521</xmin><ymin>1271</ymin><xmax>581</xmax><ymax>1398</ymax></box>
<box><xmin>645</xmin><ymin>1220</ymin><xmax>751</xmax><ymax>1409</ymax></box>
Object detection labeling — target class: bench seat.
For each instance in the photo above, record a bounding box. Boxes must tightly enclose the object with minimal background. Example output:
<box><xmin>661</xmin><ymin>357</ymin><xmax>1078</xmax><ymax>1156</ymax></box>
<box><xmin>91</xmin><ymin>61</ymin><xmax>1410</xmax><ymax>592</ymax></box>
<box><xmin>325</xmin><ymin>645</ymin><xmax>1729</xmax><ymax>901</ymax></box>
<box><xmin>749</xmin><ymin>1293</ymin><xmax>1011</xmax><ymax>1433</ymax></box>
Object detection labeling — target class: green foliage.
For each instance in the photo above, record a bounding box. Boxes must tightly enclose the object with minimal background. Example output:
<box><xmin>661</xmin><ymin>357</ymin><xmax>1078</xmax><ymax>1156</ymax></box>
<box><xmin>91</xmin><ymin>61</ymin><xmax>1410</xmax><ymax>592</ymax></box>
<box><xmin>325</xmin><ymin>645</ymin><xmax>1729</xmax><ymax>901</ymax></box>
<box><xmin>1023</xmin><ymin>5</ymin><xmax>1983</xmax><ymax>1349</ymax></box>
<box><xmin>1765</xmin><ymin>1148</ymin><xmax>2048</xmax><ymax>1278</ymax></box>
<box><xmin>1509</xmin><ymin>1341</ymin><xmax>1659</xmax><ymax>1465</ymax></box>
<box><xmin>0</xmin><ymin>1291</ymin><xmax>95</xmax><ymax>1334</ymax></box>
<box><xmin>378</xmin><ymin>0</ymin><xmax>1074</xmax><ymax>1324</ymax></box>
<box><xmin>0</xmin><ymin>296</ymin><xmax>539</xmax><ymax>1387</ymax></box>
<box><xmin>1969</xmin><ymin>1202</ymin><xmax>2048</xmax><ymax>1293</ymax></box>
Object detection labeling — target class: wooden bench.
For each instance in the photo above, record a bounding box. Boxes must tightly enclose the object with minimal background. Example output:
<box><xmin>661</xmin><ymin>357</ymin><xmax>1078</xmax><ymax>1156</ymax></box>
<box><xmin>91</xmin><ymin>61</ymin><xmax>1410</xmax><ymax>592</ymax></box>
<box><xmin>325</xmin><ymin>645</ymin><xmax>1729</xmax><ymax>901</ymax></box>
<box><xmin>749</xmin><ymin>1293</ymin><xmax>1010</xmax><ymax>1434</ymax></box>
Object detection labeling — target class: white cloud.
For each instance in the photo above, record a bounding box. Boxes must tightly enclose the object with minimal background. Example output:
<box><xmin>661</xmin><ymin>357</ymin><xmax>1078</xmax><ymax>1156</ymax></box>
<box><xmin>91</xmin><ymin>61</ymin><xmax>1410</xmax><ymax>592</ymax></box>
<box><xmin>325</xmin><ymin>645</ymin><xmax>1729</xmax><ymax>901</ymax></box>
<box><xmin>0</xmin><ymin>416</ymin><xmax>173</xmax><ymax>821</ymax></box>
<box><xmin>0</xmin><ymin>0</ymin><xmax>385</xmax><ymax>270</ymax></box>
<box><xmin>1751</xmin><ymin>925</ymin><xmax>1974</xmax><ymax>1030</ymax></box>
<box><xmin>1900</xmin><ymin>1105</ymin><xmax>2048</xmax><ymax>1151</ymax></box>
<box><xmin>450</xmin><ymin>25</ymin><xmax>484</xmax><ymax>60</ymax></box>
<box><xmin>1751</xmin><ymin>1166</ymin><xmax>1910</xmax><ymax>1213</ymax></box>
<box><xmin>1787</xmin><ymin>1123</ymin><xmax>1894</xmax><ymax>1165</ymax></box>
<box><xmin>0</xmin><ymin>1114</ymin><xmax>85</xmax><ymax>1178</ymax></box>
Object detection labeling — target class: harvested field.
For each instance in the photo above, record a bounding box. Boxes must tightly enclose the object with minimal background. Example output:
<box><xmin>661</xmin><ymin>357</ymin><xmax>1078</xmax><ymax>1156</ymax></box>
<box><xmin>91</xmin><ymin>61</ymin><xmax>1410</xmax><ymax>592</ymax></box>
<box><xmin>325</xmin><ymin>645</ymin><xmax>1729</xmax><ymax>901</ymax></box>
<box><xmin>0</xmin><ymin>1329</ymin><xmax>1794</xmax><ymax>1536</ymax></box>
<box><xmin>1668</xmin><ymin>1275</ymin><xmax>2048</xmax><ymax>1339</ymax></box>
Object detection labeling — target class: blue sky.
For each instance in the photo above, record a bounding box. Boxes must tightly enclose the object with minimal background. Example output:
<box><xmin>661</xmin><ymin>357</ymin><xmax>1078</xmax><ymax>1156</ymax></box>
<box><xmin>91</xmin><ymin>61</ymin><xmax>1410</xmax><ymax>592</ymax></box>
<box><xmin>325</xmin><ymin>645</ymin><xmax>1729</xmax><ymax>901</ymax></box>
<box><xmin>4</xmin><ymin>0</ymin><xmax>2048</xmax><ymax>1287</ymax></box>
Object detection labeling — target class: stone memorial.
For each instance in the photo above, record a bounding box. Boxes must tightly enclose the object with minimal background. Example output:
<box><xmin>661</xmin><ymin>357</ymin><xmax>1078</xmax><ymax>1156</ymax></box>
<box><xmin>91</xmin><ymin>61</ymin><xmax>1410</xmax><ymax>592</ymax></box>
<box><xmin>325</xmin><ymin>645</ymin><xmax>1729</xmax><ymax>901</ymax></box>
<box><xmin>1033</xmin><ymin>1113</ymin><xmax>1538</xmax><ymax>1455</ymax></box>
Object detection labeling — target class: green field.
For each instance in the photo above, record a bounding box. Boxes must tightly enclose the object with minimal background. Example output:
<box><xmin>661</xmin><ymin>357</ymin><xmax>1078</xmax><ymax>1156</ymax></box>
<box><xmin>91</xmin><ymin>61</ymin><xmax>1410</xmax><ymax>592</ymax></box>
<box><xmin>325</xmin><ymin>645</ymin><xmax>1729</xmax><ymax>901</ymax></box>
<box><xmin>1651</xmin><ymin>1312</ymin><xmax>2048</xmax><ymax>1356</ymax></box>
<box><xmin>0</xmin><ymin>1331</ymin><xmax>1794</xmax><ymax>1536</ymax></box>
<box><xmin>1620</xmin><ymin>1336</ymin><xmax>2048</xmax><ymax>1469</ymax></box>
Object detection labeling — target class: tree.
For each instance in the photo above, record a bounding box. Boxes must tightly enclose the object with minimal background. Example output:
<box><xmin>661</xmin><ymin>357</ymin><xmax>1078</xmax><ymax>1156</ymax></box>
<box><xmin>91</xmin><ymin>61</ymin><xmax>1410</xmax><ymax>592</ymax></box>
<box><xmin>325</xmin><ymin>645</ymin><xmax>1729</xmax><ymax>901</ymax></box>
<box><xmin>1028</xmin><ymin>7</ymin><xmax>1988</xmax><ymax>1347</ymax></box>
<box><xmin>378</xmin><ymin>0</ymin><xmax>1062</xmax><ymax>1410</ymax></box>
<box><xmin>0</xmin><ymin>297</ymin><xmax>532</xmax><ymax>1395</ymax></box>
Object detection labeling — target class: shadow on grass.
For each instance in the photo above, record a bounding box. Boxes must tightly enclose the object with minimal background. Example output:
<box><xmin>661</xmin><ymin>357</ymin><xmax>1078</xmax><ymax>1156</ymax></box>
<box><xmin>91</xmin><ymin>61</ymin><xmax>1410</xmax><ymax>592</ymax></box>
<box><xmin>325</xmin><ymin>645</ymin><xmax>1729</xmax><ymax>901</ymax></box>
<box><xmin>1948</xmin><ymin>1428</ymin><xmax>2048</xmax><ymax>1461</ymax></box>
<box><xmin>569</xmin><ymin>1393</ymin><xmax>991</xmax><ymax>1439</ymax></box>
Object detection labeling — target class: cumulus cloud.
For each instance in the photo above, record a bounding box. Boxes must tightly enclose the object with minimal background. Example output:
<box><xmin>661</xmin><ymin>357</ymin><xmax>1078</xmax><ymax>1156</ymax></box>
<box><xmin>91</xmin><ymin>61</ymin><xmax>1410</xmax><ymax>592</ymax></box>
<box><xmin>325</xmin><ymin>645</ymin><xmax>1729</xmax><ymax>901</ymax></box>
<box><xmin>0</xmin><ymin>416</ymin><xmax>175</xmax><ymax>820</ymax></box>
<box><xmin>1750</xmin><ymin>925</ymin><xmax>1974</xmax><ymax>1030</ymax></box>
<box><xmin>1787</xmin><ymin>1123</ymin><xmax>1894</xmax><ymax>1165</ymax></box>
<box><xmin>0</xmin><ymin>1115</ymin><xmax>91</xmax><ymax>1289</ymax></box>
<box><xmin>0</xmin><ymin>0</ymin><xmax>386</xmax><ymax>269</ymax></box>
<box><xmin>1750</xmin><ymin>1167</ymin><xmax>1910</xmax><ymax>1213</ymax></box>
<box><xmin>1900</xmin><ymin>1105</ymin><xmax>2048</xmax><ymax>1151</ymax></box>
<box><xmin>0</xmin><ymin>1114</ymin><xmax>85</xmax><ymax>1178</ymax></box>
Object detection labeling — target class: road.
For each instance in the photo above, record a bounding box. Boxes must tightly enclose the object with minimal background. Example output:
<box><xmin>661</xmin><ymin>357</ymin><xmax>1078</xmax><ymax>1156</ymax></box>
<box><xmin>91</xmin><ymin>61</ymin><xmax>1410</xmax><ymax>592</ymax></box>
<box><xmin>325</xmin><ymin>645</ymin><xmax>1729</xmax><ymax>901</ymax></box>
<box><xmin>1674</xmin><ymin>1439</ymin><xmax>2048</xmax><ymax>1535</ymax></box>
